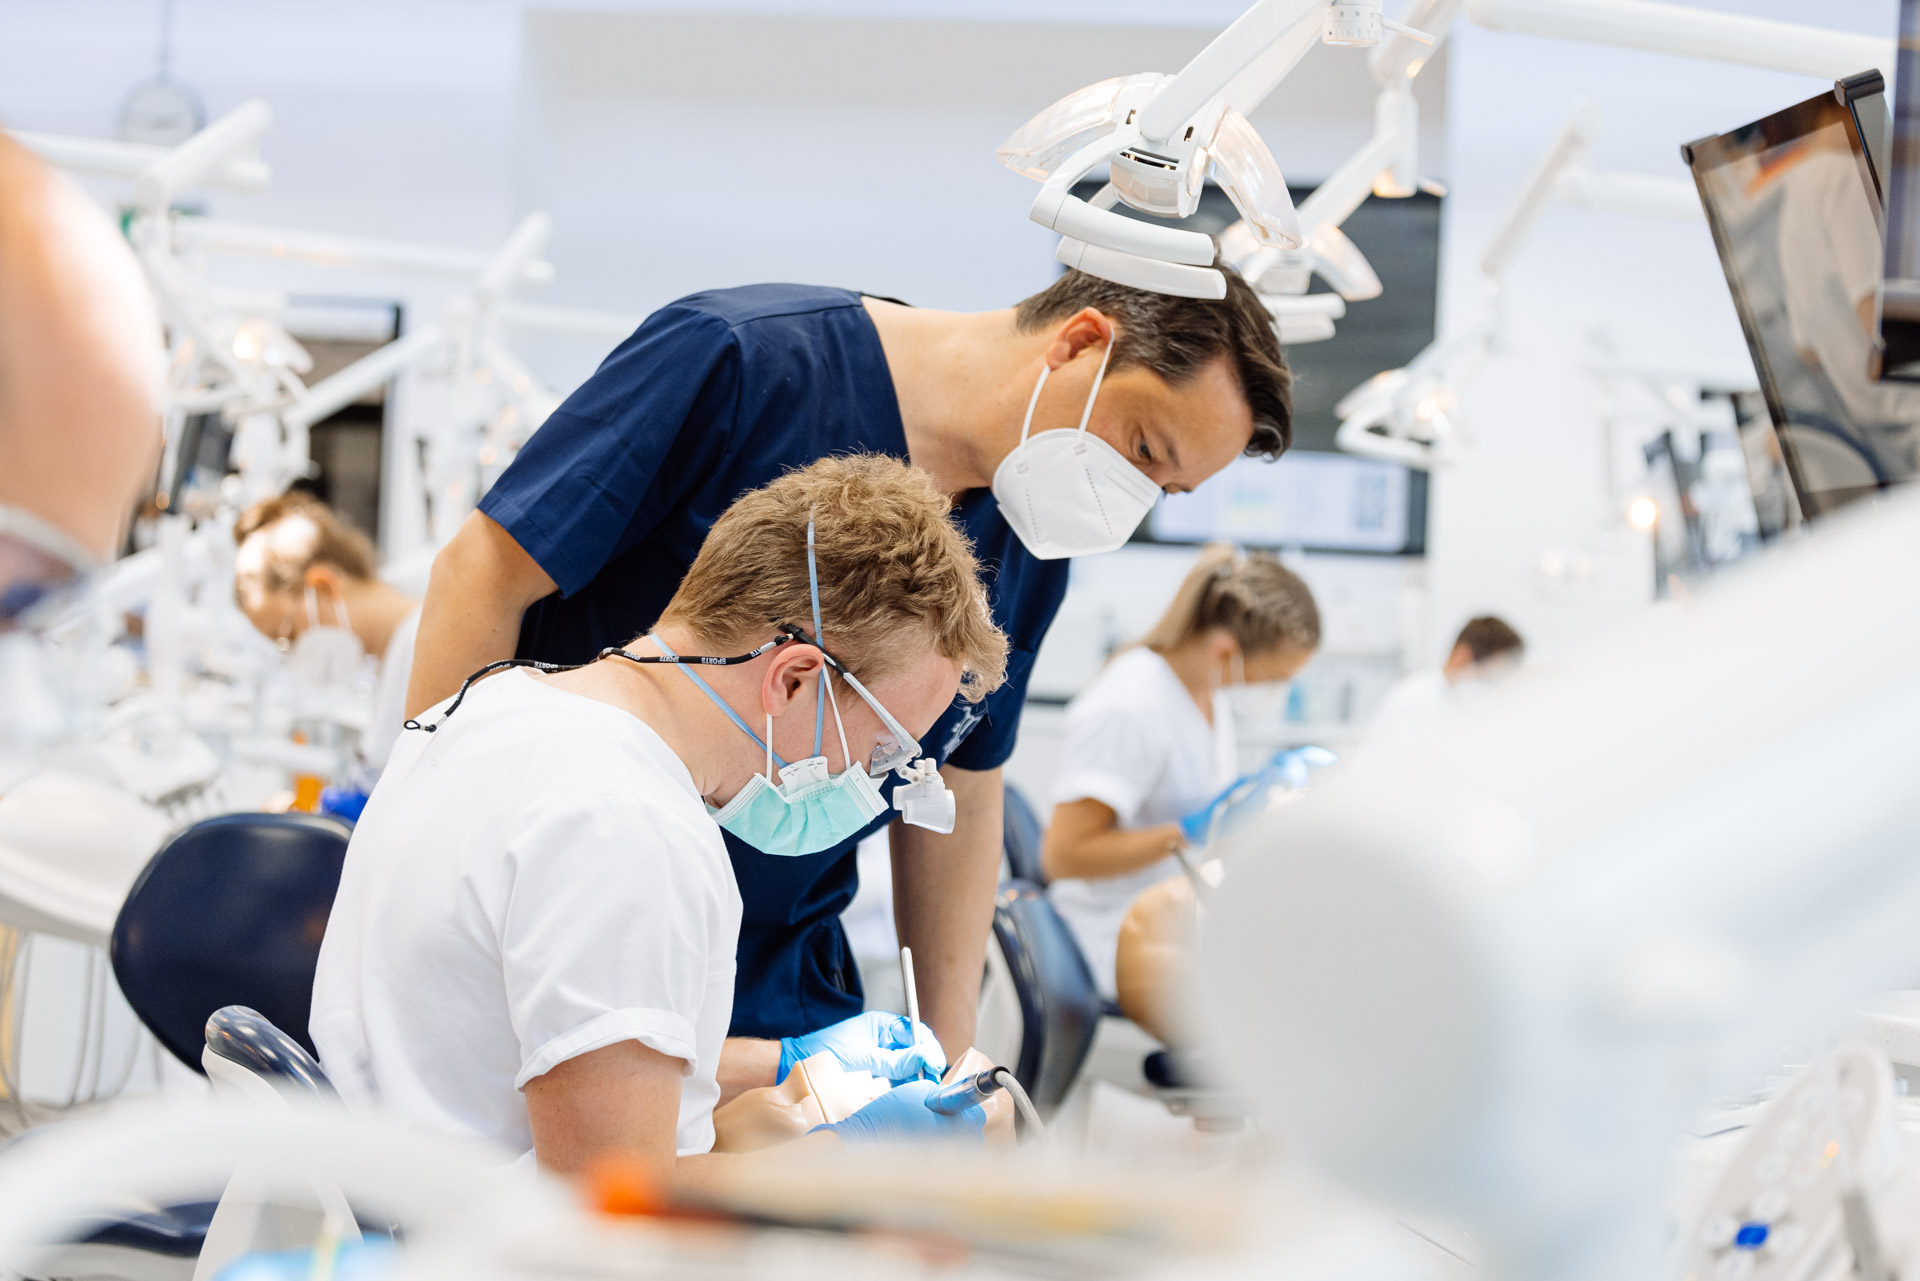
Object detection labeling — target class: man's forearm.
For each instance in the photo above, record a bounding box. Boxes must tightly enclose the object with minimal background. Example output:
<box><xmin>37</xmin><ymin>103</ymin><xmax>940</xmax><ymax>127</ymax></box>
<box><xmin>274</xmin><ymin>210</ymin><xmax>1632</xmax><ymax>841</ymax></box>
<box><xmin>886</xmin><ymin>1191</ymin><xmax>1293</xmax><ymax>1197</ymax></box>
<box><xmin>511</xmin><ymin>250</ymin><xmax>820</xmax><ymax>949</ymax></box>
<box><xmin>716</xmin><ymin>1037</ymin><xmax>782</xmax><ymax>1107</ymax></box>
<box><xmin>405</xmin><ymin>512</ymin><xmax>557</xmax><ymax>719</ymax></box>
<box><xmin>891</xmin><ymin>763</ymin><xmax>1003</xmax><ymax>1059</ymax></box>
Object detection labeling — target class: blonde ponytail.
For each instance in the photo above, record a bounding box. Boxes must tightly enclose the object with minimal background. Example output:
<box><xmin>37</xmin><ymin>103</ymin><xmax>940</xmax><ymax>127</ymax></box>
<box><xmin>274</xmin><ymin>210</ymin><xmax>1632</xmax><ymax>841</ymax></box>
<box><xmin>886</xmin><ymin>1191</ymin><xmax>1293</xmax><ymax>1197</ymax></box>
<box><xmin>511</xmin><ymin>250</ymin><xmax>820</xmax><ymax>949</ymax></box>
<box><xmin>1138</xmin><ymin>542</ymin><xmax>1321</xmax><ymax>658</ymax></box>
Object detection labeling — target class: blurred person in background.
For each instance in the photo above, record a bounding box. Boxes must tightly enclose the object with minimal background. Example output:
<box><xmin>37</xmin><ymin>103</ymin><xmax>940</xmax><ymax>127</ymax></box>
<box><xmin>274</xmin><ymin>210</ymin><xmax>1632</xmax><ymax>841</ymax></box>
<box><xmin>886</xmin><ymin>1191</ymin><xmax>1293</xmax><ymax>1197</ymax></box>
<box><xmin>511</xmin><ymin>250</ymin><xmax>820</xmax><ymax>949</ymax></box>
<box><xmin>0</xmin><ymin>134</ymin><xmax>163</xmax><ymax>784</ymax></box>
<box><xmin>1042</xmin><ymin>544</ymin><xmax>1321</xmax><ymax>998</ymax></box>
<box><xmin>233</xmin><ymin>493</ymin><xmax>421</xmax><ymax>801</ymax></box>
<box><xmin>0</xmin><ymin>133</ymin><xmax>162</xmax><ymax>637</ymax></box>
<box><xmin>1368</xmin><ymin>614</ymin><xmax>1526</xmax><ymax>743</ymax></box>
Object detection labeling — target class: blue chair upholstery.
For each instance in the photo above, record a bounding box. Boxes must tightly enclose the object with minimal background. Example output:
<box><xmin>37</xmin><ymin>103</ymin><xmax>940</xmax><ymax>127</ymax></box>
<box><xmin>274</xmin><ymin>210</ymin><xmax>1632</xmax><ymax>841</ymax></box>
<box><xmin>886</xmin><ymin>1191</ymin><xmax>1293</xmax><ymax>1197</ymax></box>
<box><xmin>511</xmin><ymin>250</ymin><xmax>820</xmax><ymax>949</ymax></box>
<box><xmin>992</xmin><ymin>880</ymin><xmax>1102</xmax><ymax>1117</ymax></box>
<box><xmin>111</xmin><ymin>812</ymin><xmax>350</xmax><ymax>1071</ymax></box>
<box><xmin>205</xmin><ymin>1005</ymin><xmax>336</xmax><ymax>1097</ymax></box>
<box><xmin>1002</xmin><ymin>783</ymin><xmax>1046</xmax><ymax>886</ymax></box>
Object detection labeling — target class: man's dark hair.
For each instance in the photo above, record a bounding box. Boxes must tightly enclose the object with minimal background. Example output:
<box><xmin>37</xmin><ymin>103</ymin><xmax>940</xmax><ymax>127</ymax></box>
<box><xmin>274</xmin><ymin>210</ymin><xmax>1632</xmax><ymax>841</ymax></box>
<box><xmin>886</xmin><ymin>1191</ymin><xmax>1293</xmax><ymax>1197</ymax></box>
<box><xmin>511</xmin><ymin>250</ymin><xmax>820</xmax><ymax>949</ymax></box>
<box><xmin>1012</xmin><ymin>265</ymin><xmax>1292</xmax><ymax>460</ymax></box>
<box><xmin>1453</xmin><ymin>616</ymin><xmax>1525</xmax><ymax>665</ymax></box>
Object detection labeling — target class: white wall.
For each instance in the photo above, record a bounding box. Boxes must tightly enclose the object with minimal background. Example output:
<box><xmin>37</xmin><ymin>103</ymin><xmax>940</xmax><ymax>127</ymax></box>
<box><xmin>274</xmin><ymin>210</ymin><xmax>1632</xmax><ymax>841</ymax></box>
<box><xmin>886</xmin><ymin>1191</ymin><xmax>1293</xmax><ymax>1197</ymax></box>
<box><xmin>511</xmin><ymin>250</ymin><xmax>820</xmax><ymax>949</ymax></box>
<box><xmin>514</xmin><ymin>4</ymin><xmax>1444</xmax><ymax>347</ymax></box>
<box><xmin>1423</xmin><ymin>1</ymin><xmax>1898</xmax><ymax>666</ymax></box>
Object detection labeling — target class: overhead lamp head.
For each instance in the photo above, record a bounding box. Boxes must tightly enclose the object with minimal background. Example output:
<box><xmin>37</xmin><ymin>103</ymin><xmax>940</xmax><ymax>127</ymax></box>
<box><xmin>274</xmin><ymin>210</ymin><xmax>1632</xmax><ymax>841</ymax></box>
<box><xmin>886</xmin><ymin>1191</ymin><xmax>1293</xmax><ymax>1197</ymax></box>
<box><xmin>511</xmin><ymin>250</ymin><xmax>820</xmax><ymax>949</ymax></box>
<box><xmin>1001</xmin><ymin>76</ymin><xmax>1302</xmax><ymax>298</ymax></box>
<box><xmin>995</xmin><ymin>73</ymin><xmax>1159</xmax><ymax>183</ymax></box>
<box><xmin>1334</xmin><ymin>365</ymin><xmax>1457</xmax><ymax>469</ymax></box>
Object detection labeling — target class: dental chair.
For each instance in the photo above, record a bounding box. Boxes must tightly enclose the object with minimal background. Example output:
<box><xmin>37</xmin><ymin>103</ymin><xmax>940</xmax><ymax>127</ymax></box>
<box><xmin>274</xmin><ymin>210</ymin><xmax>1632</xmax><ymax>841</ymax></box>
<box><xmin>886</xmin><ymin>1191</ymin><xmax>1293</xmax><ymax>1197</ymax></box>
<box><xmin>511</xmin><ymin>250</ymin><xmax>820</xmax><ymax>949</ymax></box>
<box><xmin>1001</xmin><ymin>784</ymin><xmax>1047</xmax><ymax>887</ymax></box>
<box><xmin>38</xmin><ymin>815</ymin><xmax>353</xmax><ymax>1281</ymax></box>
<box><xmin>110</xmin><ymin>812</ymin><xmax>350</xmax><ymax>1069</ymax></box>
<box><xmin>976</xmin><ymin>881</ymin><xmax>1103</xmax><ymax>1120</ymax></box>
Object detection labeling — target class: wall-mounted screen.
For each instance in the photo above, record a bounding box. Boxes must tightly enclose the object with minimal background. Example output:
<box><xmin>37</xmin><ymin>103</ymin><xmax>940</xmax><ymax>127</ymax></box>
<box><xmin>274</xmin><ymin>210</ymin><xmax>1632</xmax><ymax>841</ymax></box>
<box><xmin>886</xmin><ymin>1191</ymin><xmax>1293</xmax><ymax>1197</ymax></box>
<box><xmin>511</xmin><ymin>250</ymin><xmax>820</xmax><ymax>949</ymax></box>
<box><xmin>1073</xmin><ymin>179</ymin><xmax>1438</xmax><ymax>554</ymax></box>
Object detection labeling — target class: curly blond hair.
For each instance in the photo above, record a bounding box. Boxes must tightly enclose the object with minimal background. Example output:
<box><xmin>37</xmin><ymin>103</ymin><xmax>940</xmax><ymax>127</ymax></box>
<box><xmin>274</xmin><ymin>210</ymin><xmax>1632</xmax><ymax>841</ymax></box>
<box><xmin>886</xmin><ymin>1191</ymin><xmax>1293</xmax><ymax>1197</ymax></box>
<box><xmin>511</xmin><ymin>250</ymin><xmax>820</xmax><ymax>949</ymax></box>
<box><xmin>659</xmin><ymin>455</ymin><xmax>1008</xmax><ymax>701</ymax></box>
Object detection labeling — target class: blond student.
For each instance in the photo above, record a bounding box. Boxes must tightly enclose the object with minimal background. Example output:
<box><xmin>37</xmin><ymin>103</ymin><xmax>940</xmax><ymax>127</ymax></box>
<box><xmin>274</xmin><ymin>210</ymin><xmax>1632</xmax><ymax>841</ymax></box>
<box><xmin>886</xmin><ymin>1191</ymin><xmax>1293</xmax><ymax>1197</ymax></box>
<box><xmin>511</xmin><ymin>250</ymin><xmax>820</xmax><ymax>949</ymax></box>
<box><xmin>1043</xmin><ymin>545</ymin><xmax>1320</xmax><ymax>997</ymax></box>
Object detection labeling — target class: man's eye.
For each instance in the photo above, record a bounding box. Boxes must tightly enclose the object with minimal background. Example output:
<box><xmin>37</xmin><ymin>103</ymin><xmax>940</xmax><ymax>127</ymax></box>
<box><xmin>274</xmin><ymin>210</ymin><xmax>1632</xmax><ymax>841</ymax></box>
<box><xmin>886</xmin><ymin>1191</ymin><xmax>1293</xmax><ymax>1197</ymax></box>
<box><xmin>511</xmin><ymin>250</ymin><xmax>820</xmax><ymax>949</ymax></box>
<box><xmin>1137</xmin><ymin>439</ymin><xmax>1154</xmax><ymax>463</ymax></box>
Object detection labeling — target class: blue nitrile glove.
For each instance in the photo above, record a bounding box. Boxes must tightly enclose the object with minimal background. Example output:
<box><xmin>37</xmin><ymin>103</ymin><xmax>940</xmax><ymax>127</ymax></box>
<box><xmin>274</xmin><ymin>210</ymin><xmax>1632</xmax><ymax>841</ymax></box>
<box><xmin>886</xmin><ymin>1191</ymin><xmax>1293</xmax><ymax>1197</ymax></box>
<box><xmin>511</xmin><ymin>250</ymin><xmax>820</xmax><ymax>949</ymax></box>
<box><xmin>1178</xmin><ymin>746</ymin><xmax>1338</xmax><ymax>847</ymax></box>
<box><xmin>318</xmin><ymin>785</ymin><xmax>369</xmax><ymax>824</ymax></box>
<box><xmin>779</xmin><ymin>1011</ymin><xmax>946</xmax><ymax>1085</ymax></box>
<box><xmin>1262</xmin><ymin>744</ymin><xmax>1337</xmax><ymax>789</ymax></box>
<box><xmin>813</xmin><ymin>1079</ymin><xmax>985</xmax><ymax>1144</ymax></box>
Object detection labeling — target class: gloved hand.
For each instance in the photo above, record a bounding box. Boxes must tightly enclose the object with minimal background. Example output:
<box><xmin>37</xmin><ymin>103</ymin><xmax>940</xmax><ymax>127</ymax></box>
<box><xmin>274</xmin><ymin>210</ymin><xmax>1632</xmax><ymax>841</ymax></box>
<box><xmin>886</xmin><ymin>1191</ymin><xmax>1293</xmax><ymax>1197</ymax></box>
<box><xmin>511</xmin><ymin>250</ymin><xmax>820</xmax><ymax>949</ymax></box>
<box><xmin>1178</xmin><ymin>745</ymin><xmax>1337</xmax><ymax>847</ymax></box>
<box><xmin>779</xmin><ymin>1011</ymin><xmax>946</xmax><ymax>1086</ymax></box>
<box><xmin>813</xmin><ymin>1079</ymin><xmax>985</xmax><ymax>1144</ymax></box>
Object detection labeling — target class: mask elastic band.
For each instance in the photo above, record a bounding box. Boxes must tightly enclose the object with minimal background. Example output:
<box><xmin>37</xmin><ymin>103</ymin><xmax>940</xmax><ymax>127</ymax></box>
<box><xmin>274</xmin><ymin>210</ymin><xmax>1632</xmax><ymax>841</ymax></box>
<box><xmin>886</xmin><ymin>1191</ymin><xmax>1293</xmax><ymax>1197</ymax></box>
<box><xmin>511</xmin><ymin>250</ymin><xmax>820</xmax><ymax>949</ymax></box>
<box><xmin>655</xmin><ymin>633</ymin><xmax>789</xmax><ymax>770</ymax></box>
<box><xmin>807</xmin><ymin>517</ymin><xmax>826</xmax><ymax>759</ymax></box>
<box><xmin>1073</xmin><ymin>337</ymin><xmax>1115</xmax><ymax>441</ymax></box>
<box><xmin>1014</xmin><ymin>363</ymin><xmax>1051</xmax><ymax>461</ymax></box>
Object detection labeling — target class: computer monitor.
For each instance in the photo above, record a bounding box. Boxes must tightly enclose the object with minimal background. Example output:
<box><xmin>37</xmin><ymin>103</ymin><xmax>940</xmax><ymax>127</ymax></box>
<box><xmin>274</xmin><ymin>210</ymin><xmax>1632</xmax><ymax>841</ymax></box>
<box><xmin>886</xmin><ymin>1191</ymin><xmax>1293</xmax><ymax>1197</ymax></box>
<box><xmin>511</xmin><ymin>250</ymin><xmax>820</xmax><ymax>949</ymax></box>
<box><xmin>1876</xmin><ymin>0</ymin><xmax>1920</xmax><ymax>376</ymax></box>
<box><xmin>1683</xmin><ymin>73</ymin><xmax>1920</xmax><ymax>521</ymax></box>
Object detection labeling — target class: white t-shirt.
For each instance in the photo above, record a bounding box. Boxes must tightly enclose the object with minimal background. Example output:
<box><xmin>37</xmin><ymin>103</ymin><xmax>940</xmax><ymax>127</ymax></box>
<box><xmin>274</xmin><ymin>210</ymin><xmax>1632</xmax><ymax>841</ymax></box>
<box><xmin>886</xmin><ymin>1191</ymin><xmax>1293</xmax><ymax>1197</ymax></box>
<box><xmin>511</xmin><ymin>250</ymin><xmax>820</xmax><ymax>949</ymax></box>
<box><xmin>1366</xmin><ymin>670</ymin><xmax>1450</xmax><ymax>745</ymax></box>
<box><xmin>1046</xmin><ymin>648</ymin><xmax>1226</xmax><ymax>998</ymax></box>
<box><xmin>310</xmin><ymin>669</ymin><xmax>741</xmax><ymax>1159</ymax></box>
<box><xmin>360</xmin><ymin>606</ymin><xmax>420</xmax><ymax>772</ymax></box>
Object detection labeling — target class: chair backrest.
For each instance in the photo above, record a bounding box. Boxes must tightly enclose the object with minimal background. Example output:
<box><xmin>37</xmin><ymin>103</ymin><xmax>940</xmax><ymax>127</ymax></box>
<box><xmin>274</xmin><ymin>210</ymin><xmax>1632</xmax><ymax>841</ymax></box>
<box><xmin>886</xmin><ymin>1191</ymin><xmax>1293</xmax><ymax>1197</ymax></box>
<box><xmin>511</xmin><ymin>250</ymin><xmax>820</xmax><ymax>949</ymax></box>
<box><xmin>1002</xmin><ymin>783</ymin><xmax>1046</xmax><ymax>886</ymax></box>
<box><xmin>204</xmin><ymin>1005</ymin><xmax>335</xmax><ymax>1098</ymax></box>
<box><xmin>991</xmin><ymin>880</ymin><xmax>1102</xmax><ymax>1117</ymax></box>
<box><xmin>110</xmin><ymin>812</ymin><xmax>350</xmax><ymax>1071</ymax></box>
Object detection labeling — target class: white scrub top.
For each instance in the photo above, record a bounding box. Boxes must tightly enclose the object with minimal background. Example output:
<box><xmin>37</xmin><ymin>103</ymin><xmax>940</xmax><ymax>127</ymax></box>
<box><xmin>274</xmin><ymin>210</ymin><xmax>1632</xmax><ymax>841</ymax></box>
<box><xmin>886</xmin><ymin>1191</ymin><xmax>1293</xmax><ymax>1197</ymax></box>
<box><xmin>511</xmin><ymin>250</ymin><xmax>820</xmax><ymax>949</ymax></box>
<box><xmin>360</xmin><ymin>606</ymin><xmax>420</xmax><ymax>772</ymax></box>
<box><xmin>1046</xmin><ymin>647</ymin><xmax>1225</xmax><ymax>998</ymax></box>
<box><xmin>310</xmin><ymin>669</ymin><xmax>741</xmax><ymax>1159</ymax></box>
<box><xmin>1366</xmin><ymin>669</ymin><xmax>1450</xmax><ymax>744</ymax></box>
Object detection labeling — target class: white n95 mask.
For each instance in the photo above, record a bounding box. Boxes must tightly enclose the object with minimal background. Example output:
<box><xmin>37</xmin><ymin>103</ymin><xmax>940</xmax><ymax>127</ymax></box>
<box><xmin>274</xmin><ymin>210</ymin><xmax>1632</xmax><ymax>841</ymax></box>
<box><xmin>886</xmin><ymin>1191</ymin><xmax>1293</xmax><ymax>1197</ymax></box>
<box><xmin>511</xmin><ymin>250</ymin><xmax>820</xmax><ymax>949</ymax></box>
<box><xmin>288</xmin><ymin>585</ymin><xmax>363</xmax><ymax>688</ymax></box>
<box><xmin>991</xmin><ymin>339</ymin><xmax>1162</xmax><ymax>560</ymax></box>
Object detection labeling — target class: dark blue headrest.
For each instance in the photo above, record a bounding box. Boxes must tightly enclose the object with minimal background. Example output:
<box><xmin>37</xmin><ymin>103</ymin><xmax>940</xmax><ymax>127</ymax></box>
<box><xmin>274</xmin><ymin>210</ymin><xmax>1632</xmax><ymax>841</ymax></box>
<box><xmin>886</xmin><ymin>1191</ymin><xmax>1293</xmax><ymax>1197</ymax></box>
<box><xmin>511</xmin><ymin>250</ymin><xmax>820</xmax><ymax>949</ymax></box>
<box><xmin>1002</xmin><ymin>784</ymin><xmax>1046</xmax><ymax>887</ymax></box>
<box><xmin>111</xmin><ymin>812</ymin><xmax>350</xmax><ymax>1072</ymax></box>
<box><xmin>992</xmin><ymin>880</ymin><xmax>1102</xmax><ymax>1116</ymax></box>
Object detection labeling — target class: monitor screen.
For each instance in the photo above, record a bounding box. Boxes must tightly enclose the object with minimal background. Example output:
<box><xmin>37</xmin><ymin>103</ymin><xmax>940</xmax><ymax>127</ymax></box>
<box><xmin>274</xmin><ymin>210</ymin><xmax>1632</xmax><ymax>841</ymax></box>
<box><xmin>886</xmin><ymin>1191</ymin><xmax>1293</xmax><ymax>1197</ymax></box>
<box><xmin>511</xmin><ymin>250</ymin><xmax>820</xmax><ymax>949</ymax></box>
<box><xmin>1685</xmin><ymin>78</ymin><xmax>1920</xmax><ymax>519</ymax></box>
<box><xmin>1878</xmin><ymin>0</ymin><xmax>1920</xmax><ymax>374</ymax></box>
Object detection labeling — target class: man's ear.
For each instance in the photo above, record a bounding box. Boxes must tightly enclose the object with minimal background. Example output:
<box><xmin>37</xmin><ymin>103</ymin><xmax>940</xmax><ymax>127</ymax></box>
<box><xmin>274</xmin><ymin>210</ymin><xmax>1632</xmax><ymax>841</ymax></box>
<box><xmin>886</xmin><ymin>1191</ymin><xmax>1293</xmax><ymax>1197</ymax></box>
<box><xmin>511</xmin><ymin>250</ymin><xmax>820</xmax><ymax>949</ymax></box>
<box><xmin>1044</xmin><ymin>307</ymin><xmax>1116</xmax><ymax>371</ymax></box>
<box><xmin>759</xmin><ymin>646</ymin><xmax>828</xmax><ymax>719</ymax></box>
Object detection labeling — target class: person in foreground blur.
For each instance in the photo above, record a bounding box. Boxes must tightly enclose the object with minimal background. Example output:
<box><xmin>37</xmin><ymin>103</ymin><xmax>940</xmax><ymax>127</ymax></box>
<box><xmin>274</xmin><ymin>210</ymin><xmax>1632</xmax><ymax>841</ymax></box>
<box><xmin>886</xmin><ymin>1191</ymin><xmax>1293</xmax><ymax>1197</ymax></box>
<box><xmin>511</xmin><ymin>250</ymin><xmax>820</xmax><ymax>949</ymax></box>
<box><xmin>1368</xmin><ymin>614</ymin><xmax>1526</xmax><ymax>742</ymax></box>
<box><xmin>0</xmin><ymin>133</ymin><xmax>163</xmax><ymax>634</ymax></box>
<box><xmin>1042</xmin><ymin>544</ymin><xmax>1321</xmax><ymax>998</ymax></box>
<box><xmin>233</xmin><ymin>493</ymin><xmax>421</xmax><ymax>777</ymax></box>
<box><xmin>311</xmin><ymin>456</ymin><xmax>1006</xmax><ymax>1184</ymax></box>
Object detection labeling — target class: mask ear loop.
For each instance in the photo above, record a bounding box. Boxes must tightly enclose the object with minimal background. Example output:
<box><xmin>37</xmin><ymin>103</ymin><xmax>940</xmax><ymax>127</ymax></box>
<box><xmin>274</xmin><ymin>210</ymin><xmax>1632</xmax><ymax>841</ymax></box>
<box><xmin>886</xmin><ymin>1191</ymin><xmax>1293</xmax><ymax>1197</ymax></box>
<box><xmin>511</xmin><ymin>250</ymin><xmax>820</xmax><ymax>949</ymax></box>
<box><xmin>1013</xmin><ymin>363</ymin><xmax>1051</xmax><ymax>469</ymax></box>
<box><xmin>1071</xmin><ymin>336</ymin><xmax>1115</xmax><ymax>449</ymax></box>
<box><xmin>806</xmin><ymin>516</ymin><xmax>827</xmax><ymax>761</ymax></box>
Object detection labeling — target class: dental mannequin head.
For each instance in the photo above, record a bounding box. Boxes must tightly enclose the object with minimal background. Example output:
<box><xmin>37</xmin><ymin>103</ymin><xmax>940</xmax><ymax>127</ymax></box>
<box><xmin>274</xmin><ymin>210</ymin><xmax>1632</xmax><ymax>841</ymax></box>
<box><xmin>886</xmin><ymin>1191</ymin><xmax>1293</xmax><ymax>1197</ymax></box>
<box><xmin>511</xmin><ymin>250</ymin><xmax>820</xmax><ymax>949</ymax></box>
<box><xmin>577</xmin><ymin>454</ymin><xmax>1009</xmax><ymax>811</ymax></box>
<box><xmin>0</xmin><ymin>134</ymin><xmax>164</xmax><ymax>614</ymax></box>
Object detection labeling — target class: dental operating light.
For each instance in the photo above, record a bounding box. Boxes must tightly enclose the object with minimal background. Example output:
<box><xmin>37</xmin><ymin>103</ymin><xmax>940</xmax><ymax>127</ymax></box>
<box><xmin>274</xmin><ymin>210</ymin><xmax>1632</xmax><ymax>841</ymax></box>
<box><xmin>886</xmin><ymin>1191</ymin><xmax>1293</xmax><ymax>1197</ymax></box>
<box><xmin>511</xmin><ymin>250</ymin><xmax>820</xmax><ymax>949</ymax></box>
<box><xmin>1335</xmin><ymin>102</ymin><xmax>1702</xmax><ymax>469</ymax></box>
<box><xmin>998</xmin><ymin>0</ymin><xmax>1413</xmax><ymax>298</ymax></box>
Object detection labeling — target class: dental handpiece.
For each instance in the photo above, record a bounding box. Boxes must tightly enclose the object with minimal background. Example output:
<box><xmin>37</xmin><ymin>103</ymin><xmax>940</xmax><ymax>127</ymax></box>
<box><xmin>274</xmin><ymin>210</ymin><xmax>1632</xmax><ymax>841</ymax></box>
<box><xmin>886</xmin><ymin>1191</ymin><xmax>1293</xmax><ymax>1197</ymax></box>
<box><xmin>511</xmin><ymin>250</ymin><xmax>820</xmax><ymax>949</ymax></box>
<box><xmin>923</xmin><ymin>1068</ymin><xmax>1004</xmax><ymax>1115</ymax></box>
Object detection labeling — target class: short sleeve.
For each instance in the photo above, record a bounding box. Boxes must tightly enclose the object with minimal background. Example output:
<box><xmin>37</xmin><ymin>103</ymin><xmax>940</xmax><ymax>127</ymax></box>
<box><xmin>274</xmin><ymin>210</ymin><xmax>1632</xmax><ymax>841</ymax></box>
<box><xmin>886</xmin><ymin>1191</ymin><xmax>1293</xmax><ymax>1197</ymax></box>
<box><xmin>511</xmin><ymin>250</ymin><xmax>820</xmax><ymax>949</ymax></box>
<box><xmin>497</xmin><ymin>792</ymin><xmax>723</xmax><ymax>1088</ymax></box>
<box><xmin>479</xmin><ymin>306</ymin><xmax>741</xmax><ymax>598</ymax></box>
<box><xmin>1047</xmin><ymin>692</ymin><xmax>1170</xmax><ymax>826</ymax></box>
<box><xmin>943</xmin><ymin>646</ymin><xmax>1038</xmax><ymax>772</ymax></box>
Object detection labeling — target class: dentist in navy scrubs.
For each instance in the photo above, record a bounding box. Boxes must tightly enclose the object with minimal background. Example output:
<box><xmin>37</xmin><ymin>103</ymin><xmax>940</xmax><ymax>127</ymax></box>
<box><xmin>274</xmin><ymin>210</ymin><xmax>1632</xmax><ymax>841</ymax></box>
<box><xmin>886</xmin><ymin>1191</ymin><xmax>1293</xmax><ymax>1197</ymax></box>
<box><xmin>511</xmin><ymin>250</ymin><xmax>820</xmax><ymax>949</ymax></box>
<box><xmin>404</xmin><ymin>267</ymin><xmax>1293</xmax><ymax>1068</ymax></box>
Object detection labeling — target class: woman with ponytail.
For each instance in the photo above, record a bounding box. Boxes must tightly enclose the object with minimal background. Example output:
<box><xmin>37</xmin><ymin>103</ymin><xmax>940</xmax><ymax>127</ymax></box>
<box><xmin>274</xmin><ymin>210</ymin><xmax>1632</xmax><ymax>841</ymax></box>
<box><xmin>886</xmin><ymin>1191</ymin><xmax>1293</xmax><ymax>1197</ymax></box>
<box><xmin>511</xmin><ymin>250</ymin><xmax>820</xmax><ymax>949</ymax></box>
<box><xmin>1042</xmin><ymin>544</ymin><xmax>1321</xmax><ymax>998</ymax></box>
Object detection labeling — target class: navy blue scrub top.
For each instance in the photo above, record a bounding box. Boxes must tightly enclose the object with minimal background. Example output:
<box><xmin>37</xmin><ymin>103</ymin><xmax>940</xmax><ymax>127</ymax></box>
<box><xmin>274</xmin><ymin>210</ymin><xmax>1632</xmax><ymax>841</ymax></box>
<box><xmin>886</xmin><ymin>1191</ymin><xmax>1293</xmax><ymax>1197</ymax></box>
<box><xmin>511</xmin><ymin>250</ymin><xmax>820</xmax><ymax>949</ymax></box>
<box><xmin>478</xmin><ymin>284</ymin><xmax>1069</xmax><ymax>1040</ymax></box>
